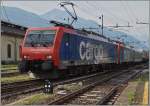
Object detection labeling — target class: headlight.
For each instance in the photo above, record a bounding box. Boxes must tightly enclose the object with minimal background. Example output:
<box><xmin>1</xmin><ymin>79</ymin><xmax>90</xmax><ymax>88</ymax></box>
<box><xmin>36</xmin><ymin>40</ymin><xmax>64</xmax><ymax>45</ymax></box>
<box><xmin>23</xmin><ymin>55</ymin><xmax>29</xmax><ymax>59</ymax></box>
<box><xmin>47</xmin><ymin>55</ymin><xmax>52</xmax><ymax>59</ymax></box>
<box><xmin>24</xmin><ymin>55</ymin><xmax>27</xmax><ymax>59</ymax></box>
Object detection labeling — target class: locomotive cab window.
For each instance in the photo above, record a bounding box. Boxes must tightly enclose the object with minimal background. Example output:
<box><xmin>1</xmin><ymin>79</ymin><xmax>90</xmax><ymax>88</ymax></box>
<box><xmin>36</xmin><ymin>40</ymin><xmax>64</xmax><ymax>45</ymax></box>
<box><xmin>24</xmin><ymin>30</ymin><xmax>56</xmax><ymax>47</ymax></box>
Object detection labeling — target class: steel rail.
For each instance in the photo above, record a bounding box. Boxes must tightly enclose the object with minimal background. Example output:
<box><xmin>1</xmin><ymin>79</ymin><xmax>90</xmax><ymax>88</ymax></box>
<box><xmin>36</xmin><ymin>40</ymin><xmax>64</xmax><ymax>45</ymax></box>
<box><xmin>48</xmin><ymin>70</ymin><xmax>128</xmax><ymax>105</ymax></box>
<box><xmin>96</xmin><ymin>69</ymin><xmax>142</xmax><ymax>105</ymax></box>
<box><xmin>1</xmin><ymin>71</ymin><xmax>21</xmax><ymax>77</ymax></box>
<box><xmin>1</xmin><ymin>71</ymin><xmax>110</xmax><ymax>100</ymax></box>
<box><xmin>48</xmin><ymin>68</ymin><xmax>144</xmax><ymax>105</ymax></box>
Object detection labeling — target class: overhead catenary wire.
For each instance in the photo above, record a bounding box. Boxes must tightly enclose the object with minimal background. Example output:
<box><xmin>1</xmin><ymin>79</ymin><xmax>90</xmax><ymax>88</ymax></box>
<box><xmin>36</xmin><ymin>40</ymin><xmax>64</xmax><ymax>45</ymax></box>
<box><xmin>76</xmin><ymin>1</ymin><xmax>148</xmax><ymax>43</ymax></box>
<box><xmin>86</xmin><ymin>1</ymin><xmax>129</xmax><ymax>24</ymax></box>
<box><xmin>125</xmin><ymin>1</ymin><xmax>138</xmax><ymax>23</ymax></box>
<box><xmin>76</xmin><ymin>2</ymin><xmax>131</xmax><ymax>39</ymax></box>
<box><xmin>74</xmin><ymin>5</ymin><xmax>101</xmax><ymax>30</ymax></box>
<box><xmin>119</xmin><ymin>0</ymin><xmax>148</xmax><ymax>43</ymax></box>
<box><xmin>1</xmin><ymin>0</ymin><xmax>10</xmax><ymax>22</ymax></box>
<box><xmin>73</xmin><ymin>1</ymin><xmax>132</xmax><ymax>30</ymax></box>
<box><xmin>84</xmin><ymin>1</ymin><xmax>138</xmax><ymax>38</ymax></box>
<box><xmin>120</xmin><ymin>0</ymin><xmax>134</xmax><ymax>23</ymax></box>
<box><xmin>75</xmin><ymin>4</ymin><xmax>99</xmax><ymax>20</ymax></box>
<box><xmin>119</xmin><ymin>0</ymin><xmax>145</xmax><ymax>38</ymax></box>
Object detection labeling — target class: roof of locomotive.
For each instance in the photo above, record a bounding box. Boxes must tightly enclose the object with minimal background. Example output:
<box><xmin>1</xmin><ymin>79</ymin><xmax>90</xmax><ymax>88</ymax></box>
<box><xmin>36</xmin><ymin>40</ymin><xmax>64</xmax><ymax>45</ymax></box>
<box><xmin>27</xmin><ymin>25</ymin><xmax>120</xmax><ymax>45</ymax></box>
<box><xmin>50</xmin><ymin>20</ymin><xmax>118</xmax><ymax>44</ymax></box>
<box><xmin>23</xmin><ymin>21</ymin><xmax>144</xmax><ymax>53</ymax></box>
<box><xmin>27</xmin><ymin>26</ymin><xmax>142</xmax><ymax>53</ymax></box>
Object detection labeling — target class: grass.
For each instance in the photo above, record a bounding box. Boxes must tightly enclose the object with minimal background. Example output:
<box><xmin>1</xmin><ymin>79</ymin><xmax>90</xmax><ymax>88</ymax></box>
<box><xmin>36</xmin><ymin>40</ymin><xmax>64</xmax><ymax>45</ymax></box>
<box><xmin>1</xmin><ymin>64</ymin><xmax>18</xmax><ymax>71</ymax></box>
<box><xmin>60</xmin><ymin>83</ymin><xmax>82</xmax><ymax>91</ymax></box>
<box><xmin>1</xmin><ymin>69</ymin><xmax>18</xmax><ymax>73</ymax></box>
<box><xmin>11</xmin><ymin>93</ymin><xmax>55</xmax><ymax>105</ymax></box>
<box><xmin>128</xmin><ymin>71</ymin><xmax>149</xmax><ymax>104</ymax></box>
<box><xmin>1</xmin><ymin>64</ymin><xmax>17</xmax><ymax>68</ymax></box>
<box><xmin>138</xmin><ymin>72</ymin><xmax>149</xmax><ymax>82</ymax></box>
<box><xmin>1</xmin><ymin>66</ymin><xmax>17</xmax><ymax>71</ymax></box>
<box><xmin>11</xmin><ymin>83</ymin><xmax>82</xmax><ymax>105</ymax></box>
<box><xmin>1</xmin><ymin>74</ymin><xmax>33</xmax><ymax>83</ymax></box>
<box><xmin>1</xmin><ymin>64</ymin><xmax>18</xmax><ymax>73</ymax></box>
<box><xmin>127</xmin><ymin>91</ymin><xmax>135</xmax><ymax>104</ymax></box>
<box><xmin>134</xmin><ymin>71</ymin><xmax>149</xmax><ymax>82</ymax></box>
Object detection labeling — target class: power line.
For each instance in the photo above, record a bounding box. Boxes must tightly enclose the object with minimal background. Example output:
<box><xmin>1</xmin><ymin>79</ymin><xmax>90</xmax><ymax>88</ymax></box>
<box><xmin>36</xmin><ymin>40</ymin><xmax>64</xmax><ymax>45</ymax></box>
<box><xmin>75</xmin><ymin>4</ymin><xmax>98</xmax><ymax>20</ymax></box>
<box><xmin>89</xmin><ymin>1</ymin><xmax>129</xmax><ymax>23</ymax></box>
<box><xmin>120</xmin><ymin>1</ymin><xmax>143</xmax><ymax>39</ymax></box>
<box><xmin>120</xmin><ymin>0</ymin><xmax>134</xmax><ymax>23</ymax></box>
<box><xmin>81</xmin><ymin>1</ymin><xmax>132</xmax><ymax>35</ymax></box>
<box><xmin>1</xmin><ymin>1</ymin><xmax>10</xmax><ymax>22</ymax></box>
<box><xmin>120</xmin><ymin>1</ymin><xmax>148</xmax><ymax>42</ymax></box>
<box><xmin>124</xmin><ymin>1</ymin><xmax>138</xmax><ymax>22</ymax></box>
<box><xmin>67</xmin><ymin>1</ymin><xmax>148</xmax><ymax>42</ymax></box>
<box><xmin>107</xmin><ymin>23</ymin><xmax>133</xmax><ymax>28</ymax></box>
<box><xmin>86</xmin><ymin>1</ymin><xmax>139</xmax><ymax>39</ymax></box>
<box><xmin>136</xmin><ymin>21</ymin><xmax>149</xmax><ymax>25</ymax></box>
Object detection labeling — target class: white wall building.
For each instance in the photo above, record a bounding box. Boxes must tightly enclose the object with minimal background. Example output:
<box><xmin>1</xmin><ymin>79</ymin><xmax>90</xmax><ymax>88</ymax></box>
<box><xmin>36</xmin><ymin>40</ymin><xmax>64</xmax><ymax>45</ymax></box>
<box><xmin>1</xmin><ymin>21</ymin><xmax>27</xmax><ymax>64</ymax></box>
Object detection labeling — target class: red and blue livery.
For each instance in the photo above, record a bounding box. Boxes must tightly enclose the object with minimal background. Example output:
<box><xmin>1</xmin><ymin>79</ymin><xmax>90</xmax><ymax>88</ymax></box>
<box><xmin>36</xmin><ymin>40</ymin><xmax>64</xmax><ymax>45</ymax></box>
<box><xmin>19</xmin><ymin>21</ymin><xmax>147</xmax><ymax>78</ymax></box>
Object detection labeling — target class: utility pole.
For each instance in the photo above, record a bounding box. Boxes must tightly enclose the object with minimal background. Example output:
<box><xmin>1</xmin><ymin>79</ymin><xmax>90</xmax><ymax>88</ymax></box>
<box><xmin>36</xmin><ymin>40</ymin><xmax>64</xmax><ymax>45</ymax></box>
<box><xmin>102</xmin><ymin>14</ymin><xmax>103</xmax><ymax>36</ymax></box>
<box><xmin>99</xmin><ymin>14</ymin><xmax>103</xmax><ymax>36</ymax></box>
<box><xmin>67</xmin><ymin>17</ymin><xmax>69</xmax><ymax>24</ymax></box>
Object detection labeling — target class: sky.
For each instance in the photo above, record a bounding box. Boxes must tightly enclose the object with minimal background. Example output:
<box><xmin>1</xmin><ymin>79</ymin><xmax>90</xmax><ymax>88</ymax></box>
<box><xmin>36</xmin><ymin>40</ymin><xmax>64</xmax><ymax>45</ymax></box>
<box><xmin>2</xmin><ymin>0</ymin><xmax>149</xmax><ymax>45</ymax></box>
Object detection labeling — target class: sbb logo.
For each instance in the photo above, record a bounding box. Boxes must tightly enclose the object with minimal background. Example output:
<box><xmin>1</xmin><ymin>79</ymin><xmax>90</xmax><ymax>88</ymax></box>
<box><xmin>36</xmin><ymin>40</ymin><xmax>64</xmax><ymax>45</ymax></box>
<box><xmin>79</xmin><ymin>41</ymin><xmax>103</xmax><ymax>61</ymax></box>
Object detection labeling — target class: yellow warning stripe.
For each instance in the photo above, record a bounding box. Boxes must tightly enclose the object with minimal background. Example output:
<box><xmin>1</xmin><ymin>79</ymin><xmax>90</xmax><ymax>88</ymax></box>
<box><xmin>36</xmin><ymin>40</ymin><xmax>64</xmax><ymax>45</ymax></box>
<box><xmin>142</xmin><ymin>82</ymin><xmax>148</xmax><ymax>105</ymax></box>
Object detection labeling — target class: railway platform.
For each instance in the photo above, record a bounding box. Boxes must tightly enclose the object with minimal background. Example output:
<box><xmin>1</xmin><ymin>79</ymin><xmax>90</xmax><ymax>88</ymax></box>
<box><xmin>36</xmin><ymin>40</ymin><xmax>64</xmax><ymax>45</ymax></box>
<box><xmin>115</xmin><ymin>69</ymin><xmax>149</xmax><ymax>105</ymax></box>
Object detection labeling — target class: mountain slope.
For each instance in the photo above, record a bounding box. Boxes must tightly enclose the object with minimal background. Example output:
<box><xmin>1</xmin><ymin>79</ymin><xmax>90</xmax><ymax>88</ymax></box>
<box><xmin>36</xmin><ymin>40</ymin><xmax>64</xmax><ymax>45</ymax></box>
<box><xmin>1</xmin><ymin>6</ymin><xmax>148</xmax><ymax>50</ymax></box>
<box><xmin>41</xmin><ymin>9</ymin><xmax>98</xmax><ymax>28</ymax></box>
<box><xmin>1</xmin><ymin>6</ymin><xmax>52</xmax><ymax>27</ymax></box>
<box><xmin>41</xmin><ymin>9</ymin><xmax>148</xmax><ymax>50</ymax></box>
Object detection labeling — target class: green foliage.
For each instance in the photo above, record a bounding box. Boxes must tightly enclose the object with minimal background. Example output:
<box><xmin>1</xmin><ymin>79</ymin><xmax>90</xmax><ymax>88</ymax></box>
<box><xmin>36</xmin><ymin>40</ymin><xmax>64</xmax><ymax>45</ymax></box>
<box><xmin>1</xmin><ymin>74</ymin><xmax>33</xmax><ymax>83</ymax></box>
<box><xmin>137</xmin><ymin>72</ymin><xmax>149</xmax><ymax>82</ymax></box>
<box><xmin>1</xmin><ymin>64</ymin><xmax>17</xmax><ymax>68</ymax></box>
<box><xmin>11</xmin><ymin>93</ymin><xmax>55</xmax><ymax>105</ymax></box>
<box><xmin>128</xmin><ymin>91</ymin><xmax>135</xmax><ymax>104</ymax></box>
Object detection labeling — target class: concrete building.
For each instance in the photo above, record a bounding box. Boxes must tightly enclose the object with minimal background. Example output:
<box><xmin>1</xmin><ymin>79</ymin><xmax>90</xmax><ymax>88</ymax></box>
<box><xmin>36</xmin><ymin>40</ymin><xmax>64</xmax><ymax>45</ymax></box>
<box><xmin>1</xmin><ymin>21</ymin><xmax>27</xmax><ymax>64</ymax></box>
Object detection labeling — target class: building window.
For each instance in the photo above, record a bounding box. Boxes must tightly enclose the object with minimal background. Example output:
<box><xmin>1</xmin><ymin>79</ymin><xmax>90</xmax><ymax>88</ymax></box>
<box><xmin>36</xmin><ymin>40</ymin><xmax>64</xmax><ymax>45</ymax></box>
<box><xmin>7</xmin><ymin>44</ymin><xmax>11</xmax><ymax>58</ymax></box>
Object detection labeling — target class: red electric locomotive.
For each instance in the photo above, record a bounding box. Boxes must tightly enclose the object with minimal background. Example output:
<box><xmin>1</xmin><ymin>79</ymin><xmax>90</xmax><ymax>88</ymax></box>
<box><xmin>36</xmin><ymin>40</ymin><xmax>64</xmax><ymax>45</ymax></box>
<box><xmin>19</xmin><ymin>21</ymin><xmax>144</xmax><ymax>78</ymax></box>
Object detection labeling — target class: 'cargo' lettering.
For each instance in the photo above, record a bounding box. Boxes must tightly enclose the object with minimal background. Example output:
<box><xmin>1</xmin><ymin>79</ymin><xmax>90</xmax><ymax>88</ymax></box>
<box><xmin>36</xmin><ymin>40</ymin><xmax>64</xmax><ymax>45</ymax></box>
<box><xmin>79</xmin><ymin>41</ymin><xmax>103</xmax><ymax>62</ymax></box>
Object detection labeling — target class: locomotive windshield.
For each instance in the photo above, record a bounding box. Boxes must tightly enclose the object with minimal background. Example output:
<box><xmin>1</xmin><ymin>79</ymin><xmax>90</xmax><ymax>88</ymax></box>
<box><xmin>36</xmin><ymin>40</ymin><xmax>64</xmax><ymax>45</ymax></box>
<box><xmin>24</xmin><ymin>30</ymin><xmax>56</xmax><ymax>47</ymax></box>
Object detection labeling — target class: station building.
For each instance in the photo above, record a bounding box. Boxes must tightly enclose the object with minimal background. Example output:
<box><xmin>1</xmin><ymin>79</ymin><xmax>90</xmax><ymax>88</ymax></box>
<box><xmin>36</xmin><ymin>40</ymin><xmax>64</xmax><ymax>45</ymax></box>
<box><xmin>1</xmin><ymin>21</ymin><xmax>27</xmax><ymax>64</ymax></box>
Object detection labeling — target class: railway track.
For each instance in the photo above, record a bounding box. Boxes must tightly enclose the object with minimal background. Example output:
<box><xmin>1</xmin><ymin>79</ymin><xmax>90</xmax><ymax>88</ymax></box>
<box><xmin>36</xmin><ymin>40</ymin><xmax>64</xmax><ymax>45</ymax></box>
<box><xmin>48</xmin><ymin>68</ymin><xmax>143</xmax><ymax>105</ymax></box>
<box><xmin>1</xmin><ymin>71</ymin><xmax>21</xmax><ymax>77</ymax></box>
<box><xmin>2</xmin><ymin>65</ymin><xmax>132</xmax><ymax>102</ymax></box>
<box><xmin>1</xmin><ymin>71</ymin><xmax>111</xmax><ymax>101</ymax></box>
<box><xmin>102</xmin><ymin>69</ymin><xmax>141</xmax><ymax>105</ymax></box>
<box><xmin>1</xmin><ymin>79</ymin><xmax>43</xmax><ymax>99</ymax></box>
<box><xmin>1</xmin><ymin>67</ymin><xmax>20</xmax><ymax>77</ymax></box>
<box><xmin>1</xmin><ymin>64</ymin><xmax>146</xmax><ymax>105</ymax></box>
